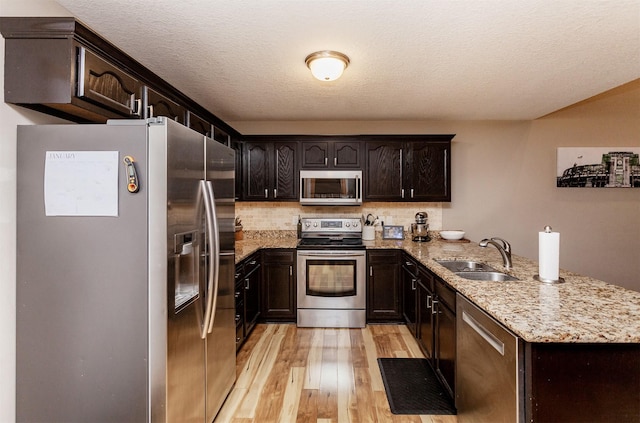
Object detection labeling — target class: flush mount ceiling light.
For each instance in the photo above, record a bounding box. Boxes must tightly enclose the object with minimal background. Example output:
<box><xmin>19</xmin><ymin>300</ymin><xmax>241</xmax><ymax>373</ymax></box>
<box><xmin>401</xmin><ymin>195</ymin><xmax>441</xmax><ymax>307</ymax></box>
<box><xmin>305</xmin><ymin>50</ymin><xmax>350</xmax><ymax>81</ymax></box>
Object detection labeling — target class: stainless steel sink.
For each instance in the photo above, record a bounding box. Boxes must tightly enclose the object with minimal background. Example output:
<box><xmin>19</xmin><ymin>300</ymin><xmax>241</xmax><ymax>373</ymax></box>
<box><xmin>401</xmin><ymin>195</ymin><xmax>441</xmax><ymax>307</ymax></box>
<box><xmin>454</xmin><ymin>271</ymin><xmax>519</xmax><ymax>282</ymax></box>
<box><xmin>435</xmin><ymin>260</ymin><xmax>519</xmax><ymax>281</ymax></box>
<box><xmin>435</xmin><ymin>260</ymin><xmax>498</xmax><ymax>273</ymax></box>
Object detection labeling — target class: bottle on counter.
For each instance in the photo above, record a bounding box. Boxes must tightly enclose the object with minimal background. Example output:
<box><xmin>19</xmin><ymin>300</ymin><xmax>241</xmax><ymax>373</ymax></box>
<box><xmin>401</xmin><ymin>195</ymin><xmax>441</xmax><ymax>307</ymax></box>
<box><xmin>297</xmin><ymin>215</ymin><xmax>302</xmax><ymax>239</ymax></box>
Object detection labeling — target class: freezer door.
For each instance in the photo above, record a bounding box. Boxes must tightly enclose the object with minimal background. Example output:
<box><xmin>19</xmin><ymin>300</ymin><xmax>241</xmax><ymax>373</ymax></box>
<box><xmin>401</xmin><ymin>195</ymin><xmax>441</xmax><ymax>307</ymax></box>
<box><xmin>16</xmin><ymin>123</ymin><xmax>150</xmax><ymax>422</ymax></box>
<box><xmin>204</xmin><ymin>136</ymin><xmax>236</xmax><ymax>421</ymax></box>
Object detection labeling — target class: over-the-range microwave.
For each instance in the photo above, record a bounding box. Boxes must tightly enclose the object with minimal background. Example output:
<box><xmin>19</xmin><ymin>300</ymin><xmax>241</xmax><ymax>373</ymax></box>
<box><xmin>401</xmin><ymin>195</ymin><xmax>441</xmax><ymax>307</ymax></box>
<box><xmin>300</xmin><ymin>170</ymin><xmax>362</xmax><ymax>206</ymax></box>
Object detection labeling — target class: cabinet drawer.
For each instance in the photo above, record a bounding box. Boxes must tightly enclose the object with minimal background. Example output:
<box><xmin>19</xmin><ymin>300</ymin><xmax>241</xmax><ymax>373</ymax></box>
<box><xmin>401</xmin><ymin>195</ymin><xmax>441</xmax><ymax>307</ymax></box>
<box><xmin>235</xmin><ymin>321</ymin><xmax>244</xmax><ymax>349</ymax></box>
<box><xmin>234</xmin><ymin>285</ymin><xmax>243</xmax><ymax>308</ymax></box>
<box><xmin>402</xmin><ymin>253</ymin><xmax>419</xmax><ymax>276</ymax></box>
<box><xmin>263</xmin><ymin>249</ymin><xmax>295</xmax><ymax>263</ymax></box>
<box><xmin>435</xmin><ymin>277</ymin><xmax>456</xmax><ymax>310</ymax></box>
<box><xmin>243</xmin><ymin>255</ymin><xmax>261</xmax><ymax>275</ymax></box>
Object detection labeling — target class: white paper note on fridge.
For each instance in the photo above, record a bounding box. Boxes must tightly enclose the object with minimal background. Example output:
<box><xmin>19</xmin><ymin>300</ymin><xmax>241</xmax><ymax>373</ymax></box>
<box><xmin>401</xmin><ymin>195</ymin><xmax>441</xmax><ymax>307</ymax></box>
<box><xmin>44</xmin><ymin>151</ymin><xmax>119</xmax><ymax>217</ymax></box>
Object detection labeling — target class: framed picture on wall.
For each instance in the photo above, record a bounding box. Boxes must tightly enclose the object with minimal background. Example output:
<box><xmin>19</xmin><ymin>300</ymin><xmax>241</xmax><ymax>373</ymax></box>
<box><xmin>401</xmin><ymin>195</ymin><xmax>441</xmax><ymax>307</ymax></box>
<box><xmin>556</xmin><ymin>147</ymin><xmax>640</xmax><ymax>188</ymax></box>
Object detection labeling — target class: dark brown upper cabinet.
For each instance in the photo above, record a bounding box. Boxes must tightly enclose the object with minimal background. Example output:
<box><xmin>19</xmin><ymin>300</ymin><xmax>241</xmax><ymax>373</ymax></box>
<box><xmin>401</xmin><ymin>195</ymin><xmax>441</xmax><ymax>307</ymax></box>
<box><xmin>76</xmin><ymin>46</ymin><xmax>143</xmax><ymax>118</ymax></box>
<box><xmin>187</xmin><ymin>112</ymin><xmax>213</xmax><ymax>138</ymax></box>
<box><xmin>143</xmin><ymin>86</ymin><xmax>186</xmax><ymax>124</ymax></box>
<box><xmin>243</xmin><ymin>139</ymin><xmax>298</xmax><ymax>201</ymax></box>
<box><xmin>300</xmin><ymin>139</ymin><xmax>361</xmax><ymax>169</ymax></box>
<box><xmin>0</xmin><ymin>17</ymin><xmax>239</xmax><ymax>137</ymax></box>
<box><xmin>364</xmin><ymin>135</ymin><xmax>453</xmax><ymax>202</ymax></box>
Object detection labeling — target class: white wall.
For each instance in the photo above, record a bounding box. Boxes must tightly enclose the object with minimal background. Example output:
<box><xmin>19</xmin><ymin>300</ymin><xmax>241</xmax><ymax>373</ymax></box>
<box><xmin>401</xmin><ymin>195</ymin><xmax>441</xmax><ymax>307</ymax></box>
<box><xmin>1</xmin><ymin>1</ymin><xmax>72</xmax><ymax>421</ymax></box>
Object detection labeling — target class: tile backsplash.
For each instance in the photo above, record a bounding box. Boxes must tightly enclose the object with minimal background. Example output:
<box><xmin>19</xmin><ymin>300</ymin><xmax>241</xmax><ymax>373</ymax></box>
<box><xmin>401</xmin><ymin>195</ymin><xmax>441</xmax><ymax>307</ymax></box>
<box><xmin>235</xmin><ymin>202</ymin><xmax>442</xmax><ymax>232</ymax></box>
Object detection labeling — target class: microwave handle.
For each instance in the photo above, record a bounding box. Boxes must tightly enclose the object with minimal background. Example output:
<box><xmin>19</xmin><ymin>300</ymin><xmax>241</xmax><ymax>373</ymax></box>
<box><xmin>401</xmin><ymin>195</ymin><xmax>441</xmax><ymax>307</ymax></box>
<box><xmin>357</xmin><ymin>174</ymin><xmax>362</xmax><ymax>202</ymax></box>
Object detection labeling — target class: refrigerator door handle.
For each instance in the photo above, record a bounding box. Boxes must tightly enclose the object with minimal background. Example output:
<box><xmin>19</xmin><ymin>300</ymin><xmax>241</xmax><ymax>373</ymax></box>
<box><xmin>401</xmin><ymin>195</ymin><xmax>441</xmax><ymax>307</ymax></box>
<box><xmin>204</xmin><ymin>180</ymin><xmax>221</xmax><ymax>334</ymax></box>
<box><xmin>200</xmin><ymin>181</ymin><xmax>217</xmax><ymax>338</ymax></box>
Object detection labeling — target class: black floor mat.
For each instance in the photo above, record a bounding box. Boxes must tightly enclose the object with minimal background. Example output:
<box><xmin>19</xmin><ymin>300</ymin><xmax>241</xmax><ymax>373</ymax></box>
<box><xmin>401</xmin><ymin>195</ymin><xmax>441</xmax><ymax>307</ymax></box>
<box><xmin>377</xmin><ymin>358</ymin><xmax>456</xmax><ymax>415</ymax></box>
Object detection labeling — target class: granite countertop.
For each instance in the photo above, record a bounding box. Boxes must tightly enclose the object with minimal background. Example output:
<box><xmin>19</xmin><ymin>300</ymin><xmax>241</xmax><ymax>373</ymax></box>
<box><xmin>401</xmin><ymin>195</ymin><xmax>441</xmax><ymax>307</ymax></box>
<box><xmin>234</xmin><ymin>231</ymin><xmax>640</xmax><ymax>344</ymax></box>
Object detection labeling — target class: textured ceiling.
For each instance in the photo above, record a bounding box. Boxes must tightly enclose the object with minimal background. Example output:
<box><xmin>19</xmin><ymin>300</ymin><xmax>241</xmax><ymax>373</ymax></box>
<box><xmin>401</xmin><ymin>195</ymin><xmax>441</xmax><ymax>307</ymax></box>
<box><xmin>55</xmin><ymin>0</ymin><xmax>640</xmax><ymax>122</ymax></box>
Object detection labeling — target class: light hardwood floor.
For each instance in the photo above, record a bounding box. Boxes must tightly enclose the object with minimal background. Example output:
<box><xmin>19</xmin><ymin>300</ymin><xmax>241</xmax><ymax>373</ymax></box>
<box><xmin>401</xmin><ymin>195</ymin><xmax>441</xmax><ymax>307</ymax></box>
<box><xmin>215</xmin><ymin>324</ymin><xmax>458</xmax><ymax>423</ymax></box>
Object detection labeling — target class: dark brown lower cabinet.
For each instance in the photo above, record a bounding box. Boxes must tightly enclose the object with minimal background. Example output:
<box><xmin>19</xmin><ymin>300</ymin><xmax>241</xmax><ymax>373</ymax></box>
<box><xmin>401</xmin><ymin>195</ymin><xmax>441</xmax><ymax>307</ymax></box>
<box><xmin>434</xmin><ymin>276</ymin><xmax>456</xmax><ymax>397</ymax></box>
<box><xmin>366</xmin><ymin>250</ymin><xmax>403</xmax><ymax>322</ymax></box>
<box><xmin>261</xmin><ymin>249</ymin><xmax>296</xmax><ymax>321</ymax></box>
<box><xmin>417</xmin><ymin>269</ymin><xmax>435</xmax><ymax>361</ymax></box>
<box><xmin>234</xmin><ymin>253</ymin><xmax>261</xmax><ymax>350</ymax></box>
<box><xmin>525</xmin><ymin>342</ymin><xmax>640</xmax><ymax>422</ymax></box>
<box><xmin>401</xmin><ymin>253</ymin><xmax>419</xmax><ymax>335</ymax></box>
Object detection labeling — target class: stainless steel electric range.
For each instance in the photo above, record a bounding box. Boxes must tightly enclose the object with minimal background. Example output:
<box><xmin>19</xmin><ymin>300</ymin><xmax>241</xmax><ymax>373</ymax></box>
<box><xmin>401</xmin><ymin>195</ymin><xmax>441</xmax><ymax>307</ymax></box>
<box><xmin>296</xmin><ymin>217</ymin><xmax>366</xmax><ymax>328</ymax></box>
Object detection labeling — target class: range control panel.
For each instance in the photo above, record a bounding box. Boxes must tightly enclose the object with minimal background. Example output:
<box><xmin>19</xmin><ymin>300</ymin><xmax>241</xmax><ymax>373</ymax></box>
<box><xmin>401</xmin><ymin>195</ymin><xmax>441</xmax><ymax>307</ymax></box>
<box><xmin>300</xmin><ymin>218</ymin><xmax>362</xmax><ymax>234</ymax></box>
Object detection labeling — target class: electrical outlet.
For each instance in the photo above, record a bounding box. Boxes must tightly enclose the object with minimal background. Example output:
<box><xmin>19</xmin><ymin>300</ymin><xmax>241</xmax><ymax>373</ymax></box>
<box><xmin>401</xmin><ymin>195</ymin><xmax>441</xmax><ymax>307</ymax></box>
<box><xmin>292</xmin><ymin>215</ymin><xmax>299</xmax><ymax>225</ymax></box>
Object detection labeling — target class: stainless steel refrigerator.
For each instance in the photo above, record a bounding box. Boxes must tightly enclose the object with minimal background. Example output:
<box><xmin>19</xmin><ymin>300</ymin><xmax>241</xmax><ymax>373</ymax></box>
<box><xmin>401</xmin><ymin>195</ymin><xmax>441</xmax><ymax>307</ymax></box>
<box><xmin>16</xmin><ymin>118</ymin><xmax>236</xmax><ymax>422</ymax></box>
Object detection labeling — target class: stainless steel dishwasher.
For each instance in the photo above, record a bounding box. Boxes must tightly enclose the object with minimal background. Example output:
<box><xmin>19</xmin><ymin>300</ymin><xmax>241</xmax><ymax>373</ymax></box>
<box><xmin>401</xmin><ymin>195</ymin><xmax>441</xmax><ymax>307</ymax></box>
<box><xmin>456</xmin><ymin>293</ymin><xmax>524</xmax><ymax>422</ymax></box>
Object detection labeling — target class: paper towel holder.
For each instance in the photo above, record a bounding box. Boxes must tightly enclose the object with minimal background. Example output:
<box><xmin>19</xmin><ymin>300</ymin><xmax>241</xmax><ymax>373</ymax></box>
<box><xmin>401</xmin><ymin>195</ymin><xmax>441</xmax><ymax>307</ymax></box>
<box><xmin>535</xmin><ymin>225</ymin><xmax>565</xmax><ymax>283</ymax></box>
<box><xmin>534</xmin><ymin>274</ymin><xmax>565</xmax><ymax>284</ymax></box>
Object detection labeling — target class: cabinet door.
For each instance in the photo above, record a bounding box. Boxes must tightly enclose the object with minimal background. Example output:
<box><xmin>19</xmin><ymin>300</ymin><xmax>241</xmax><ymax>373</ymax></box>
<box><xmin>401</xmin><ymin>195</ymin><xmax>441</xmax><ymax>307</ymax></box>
<box><xmin>144</xmin><ymin>86</ymin><xmax>186</xmax><ymax>123</ymax></box>
<box><xmin>435</xmin><ymin>276</ymin><xmax>456</xmax><ymax>398</ymax></box>
<box><xmin>188</xmin><ymin>112</ymin><xmax>213</xmax><ymax>137</ymax></box>
<box><xmin>333</xmin><ymin>141</ymin><xmax>361</xmax><ymax>168</ymax></box>
<box><xmin>261</xmin><ymin>250</ymin><xmax>296</xmax><ymax>321</ymax></box>
<box><xmin>234</xmin><ymin>264</ymin><xmax>245</xmax><ymax>350</ymax></box>
<box><xmin>244</xmin><ymin>262</ymin><xmax>261</xmax><ymax>334</ymax></box>
<box><xmin>417</xmin><ymin>270</ymin><xmax>435</xmax><ymax>362</ymax></box>
<box><xmin>273</xmin><ymin>142</ymin><xmax>298</xmax><ymax>200</ymax></box>
<box><xmin>232</xmin><ymin>139</ymin><xmax>243</xmax><ymax>201</ymax></box>
<box><xmin>407</xmin><ymin>141</ymin><xmax>450</xmax><ymax>201</ymax></box>
<box><xmin>301</xmin><ymin>142</ymin><xmax>329</xmax><ymax>168</ymax></box>
<box><xmin>77</xmin><ymin>46</ymin><xmax>142</xmax><ymax>117</ymax></box>
<box><xmin>244</xmin><ymin>142</ymin><xmax>271</xmax><ymax>200</ymax></box>
<box><xmin>366</xmin><ymin>250</ymin><xmax>402</xmax><ymax>322</ymax></box>
<box><xmin>364</xmin><ymin>142</ymin><xmax>403</xmax><ymax>201</ymax></box>
<box><xmin>401</xmin><ymin>255</ymin><xmax>418</xmax><ymax>336</ymax></box>
<box><xmin>436</xmin><ymin>300</ymin><xmax>456</xmax><ymax>398</ymax></box>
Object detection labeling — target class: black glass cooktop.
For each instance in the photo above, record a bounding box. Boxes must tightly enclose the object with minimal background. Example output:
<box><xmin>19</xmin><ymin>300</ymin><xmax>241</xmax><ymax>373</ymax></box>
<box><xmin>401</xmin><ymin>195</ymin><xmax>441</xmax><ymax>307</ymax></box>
<box><xmin>297</xmin><ymin>237</ymin><xmax>365</xmax><ymax>249</ymax></box>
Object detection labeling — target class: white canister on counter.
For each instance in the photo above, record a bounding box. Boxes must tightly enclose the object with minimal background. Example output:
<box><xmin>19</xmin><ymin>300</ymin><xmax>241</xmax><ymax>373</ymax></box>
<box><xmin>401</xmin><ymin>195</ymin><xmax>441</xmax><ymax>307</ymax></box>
<box><xmin>362</xmin><ymin>226</ymin><xmax>375</xmax><ymax>240</ymax></box>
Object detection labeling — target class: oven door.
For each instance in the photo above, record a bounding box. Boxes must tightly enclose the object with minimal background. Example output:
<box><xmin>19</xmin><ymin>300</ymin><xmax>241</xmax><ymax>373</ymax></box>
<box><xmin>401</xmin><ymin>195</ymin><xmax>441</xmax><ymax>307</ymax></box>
<box><xmin>297</xmin><ymin>250</ymin><xmax>366</xmax><ymax>309</ymax></box>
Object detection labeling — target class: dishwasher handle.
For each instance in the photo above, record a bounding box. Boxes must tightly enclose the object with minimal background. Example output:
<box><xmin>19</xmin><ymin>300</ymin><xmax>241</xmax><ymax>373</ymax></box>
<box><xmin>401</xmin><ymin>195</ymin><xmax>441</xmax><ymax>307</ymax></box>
<box><xmin>462</xmin><ymin>310</ymin><xmax>505</xmax><ymax>356</ymax></box>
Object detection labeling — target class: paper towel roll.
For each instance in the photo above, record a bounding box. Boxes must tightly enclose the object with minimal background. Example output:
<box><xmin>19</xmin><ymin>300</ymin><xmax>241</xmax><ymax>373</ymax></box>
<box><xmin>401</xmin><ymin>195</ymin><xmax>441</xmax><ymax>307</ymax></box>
<box><xmin>539</xmin><ymin>230</ymin><xmax>560</xmax><ymax>281</ymax></box>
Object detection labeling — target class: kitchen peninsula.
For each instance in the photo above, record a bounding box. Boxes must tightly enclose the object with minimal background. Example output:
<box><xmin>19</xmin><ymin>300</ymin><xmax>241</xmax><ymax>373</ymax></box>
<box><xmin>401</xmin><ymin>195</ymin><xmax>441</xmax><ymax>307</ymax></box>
<box><xmin>236</xmin><ymin>231</ymin><xmax>640</xmax><ymax>342</ymax></box>
<box><xmin>235</xmin><ymin>231</ymin><xmax>640</xmax><ymax>422</ymax></box>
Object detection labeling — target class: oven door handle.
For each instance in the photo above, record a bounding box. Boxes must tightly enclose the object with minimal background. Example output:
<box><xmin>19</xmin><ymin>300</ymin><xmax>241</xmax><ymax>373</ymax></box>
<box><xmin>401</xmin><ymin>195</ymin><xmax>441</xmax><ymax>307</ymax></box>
<box><xmin>298</xmin><ymin>251</ymin><xmax>365</xmax><ymax>258</ymax></box>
